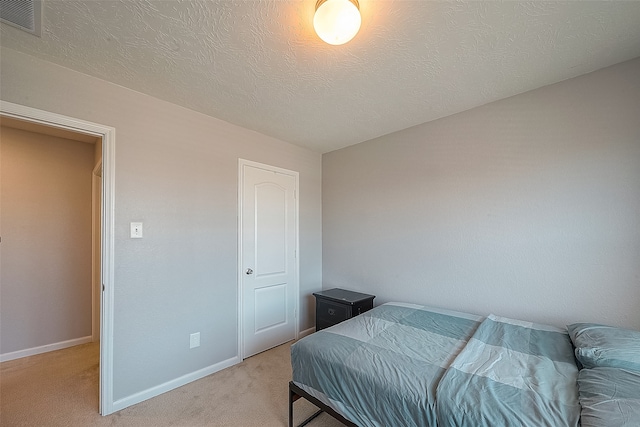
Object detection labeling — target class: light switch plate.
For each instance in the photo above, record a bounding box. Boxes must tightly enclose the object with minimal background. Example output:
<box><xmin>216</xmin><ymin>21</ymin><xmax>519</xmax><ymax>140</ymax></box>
<box><xmin>130</xmin><ymin>222</ymin><xmax>143</xmax><ymax>238</ymax></box>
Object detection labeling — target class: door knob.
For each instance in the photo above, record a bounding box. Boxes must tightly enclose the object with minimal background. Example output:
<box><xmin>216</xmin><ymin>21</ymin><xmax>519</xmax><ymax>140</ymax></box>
<box><xmin>246</xmin><ymin>268</ymin><xmax>253</xmax><ymax>275</ymax></box>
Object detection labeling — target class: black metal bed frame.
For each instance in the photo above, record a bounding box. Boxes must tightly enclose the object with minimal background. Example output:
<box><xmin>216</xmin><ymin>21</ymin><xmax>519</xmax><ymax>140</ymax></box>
<box><xmin>288</xmin><ymin>381</ymin><xmax>358</xmax><ymax>427</ymax></box>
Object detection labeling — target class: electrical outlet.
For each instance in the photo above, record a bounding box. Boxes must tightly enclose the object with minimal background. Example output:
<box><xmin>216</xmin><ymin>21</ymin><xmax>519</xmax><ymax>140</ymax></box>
<box><xmin>190</xmin><ymin>332</ymin><xmax>200</xmax><ymax>349</ymax></box>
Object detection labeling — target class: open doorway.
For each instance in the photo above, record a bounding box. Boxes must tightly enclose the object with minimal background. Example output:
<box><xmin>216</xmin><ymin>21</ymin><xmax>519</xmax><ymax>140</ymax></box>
<box><xmin>0</xmin><ymin>101</ymin><xmax>116</xmax><ymax>415</ymax></box>
<box><xmin>1</xmin><ymin>117</ymin><xmax>100</xmax><ymax>352</ymax></box>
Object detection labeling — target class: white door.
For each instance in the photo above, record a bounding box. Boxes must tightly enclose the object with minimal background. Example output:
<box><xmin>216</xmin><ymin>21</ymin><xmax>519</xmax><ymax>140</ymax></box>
<box><xmin>240</xmin><ymin>160</ymin><xmax>298</xmax><ymax>358</ymax></box>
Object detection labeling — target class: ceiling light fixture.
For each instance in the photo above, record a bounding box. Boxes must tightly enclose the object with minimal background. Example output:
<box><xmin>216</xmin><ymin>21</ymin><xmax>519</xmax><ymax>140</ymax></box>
<box><xmin>313</xmin><ymin>0</ymin><xmax>361</xmax><ymax>46</ymax></box>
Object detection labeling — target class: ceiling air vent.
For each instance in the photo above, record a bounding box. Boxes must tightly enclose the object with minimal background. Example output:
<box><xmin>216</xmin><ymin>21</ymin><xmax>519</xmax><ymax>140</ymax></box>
<box><xmin>0</xmin><ymin>0</ymin><xmax>42</xmax><ymax>36</ymax></box>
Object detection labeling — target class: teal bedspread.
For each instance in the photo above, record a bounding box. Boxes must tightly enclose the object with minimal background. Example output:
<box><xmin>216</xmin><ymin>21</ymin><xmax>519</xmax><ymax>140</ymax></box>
<box><xmin>291</xmin><ymin>302</ymin><xmax>482</xmax><ymax>427</ymax></box>
<box><xmin>436</xmin><ymin>314</ymin><xmax>581</xmax><ymax>426</ymax></box>
<box><xmin>291</xmin><ymin>305</ymin><xmax>582</xmax><ymax>427</ymax></box>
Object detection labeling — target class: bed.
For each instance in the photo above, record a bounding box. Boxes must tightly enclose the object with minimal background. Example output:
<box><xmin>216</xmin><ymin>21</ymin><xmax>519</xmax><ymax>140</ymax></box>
<box><xmin>290</xmin><ymin>302</ymin><xmax>640</xmax><ymax>427</ymax></box>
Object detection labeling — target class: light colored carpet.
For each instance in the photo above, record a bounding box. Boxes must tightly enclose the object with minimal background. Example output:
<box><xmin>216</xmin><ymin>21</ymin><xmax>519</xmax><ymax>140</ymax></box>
<box><xmin>1</xmin><ymin>341</ymin><xmax>346</xmax><ymax>427</ymax></box>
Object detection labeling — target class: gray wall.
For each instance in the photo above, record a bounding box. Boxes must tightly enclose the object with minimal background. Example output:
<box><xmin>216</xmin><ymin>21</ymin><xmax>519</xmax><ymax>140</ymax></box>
<box><xmin>0</xmin><ymin>127</ymin><xmax>94</xmax><ymax>354</ymax></box>
<box><xmin>0</xmin><ymin>47</ymin><xmax>322</xmax><ymax>401</ymax></box>
<box><xmin>323</xmin><ymin>57</ymin><xmax>640</xmax><ymax>329</ymax></box>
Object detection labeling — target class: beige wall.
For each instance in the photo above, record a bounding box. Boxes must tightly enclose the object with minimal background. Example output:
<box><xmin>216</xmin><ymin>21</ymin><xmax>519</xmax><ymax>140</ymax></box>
<box><xmin>1</xmin><ymin>126</ymin><xmax>95</xmax><ymax>354</ymax></box>
<box><xmin>323</xmin><ymin>57</ymin><xmax>640</xmax><ymax>330</ymax></box>
<box><xmin>0</xmin><ymin>47</ymin><xmax>323</xmax><ymax>403</ymax></box>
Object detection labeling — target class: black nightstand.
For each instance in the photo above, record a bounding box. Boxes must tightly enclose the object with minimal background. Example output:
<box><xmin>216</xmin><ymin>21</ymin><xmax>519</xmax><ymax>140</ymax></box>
<box><xmin>313</xmin><ymin>288</ymin><xmax>375</xmax><ymax>331</ymax></box>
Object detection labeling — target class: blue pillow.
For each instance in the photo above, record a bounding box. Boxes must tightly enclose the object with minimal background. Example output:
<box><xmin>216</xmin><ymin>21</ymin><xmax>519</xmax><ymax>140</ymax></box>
<box><xmin>578</xmin><ymin>367</ymin><xmax>640</xmax><ymax>427</ymax></box>
<box><xmin>567</xmin><ymin>323</ymin><xmax>640</xmax><ymax>372</ymax></box>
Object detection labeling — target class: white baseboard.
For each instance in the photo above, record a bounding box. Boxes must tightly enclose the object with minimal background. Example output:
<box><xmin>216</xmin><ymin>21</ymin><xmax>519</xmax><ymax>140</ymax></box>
<box><xmin>0</xmin><ymin>336</ymin><xmax>93</xmax><ymax>362</ymax></box>
<box><xmin>111</xmin><ymin>355</ymin><xmax>241</xmax><ymax>413</ymax></box>
<box><xmin>298</xmin><ymin>327</ymin><xmax>315</xmax><ymax>339</ymax></box>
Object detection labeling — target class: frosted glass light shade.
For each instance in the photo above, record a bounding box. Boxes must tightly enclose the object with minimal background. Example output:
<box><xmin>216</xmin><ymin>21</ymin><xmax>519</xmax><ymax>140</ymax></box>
<box><xmin>313</xmin><ymin>0</ymin><xmax>361</xmax><ymax>45</ymax></box>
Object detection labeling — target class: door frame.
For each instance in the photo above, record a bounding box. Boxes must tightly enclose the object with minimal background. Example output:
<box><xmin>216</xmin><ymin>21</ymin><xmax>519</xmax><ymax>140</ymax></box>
<box><xmin>0</xmin><ymin>100</ymin><xmax>116</xmax><ymax>415</ymax></box>
<box><xmin>92</xmin><ymin>159</ymin><xmax>102</xmax><ymax>342</ymax></box>
<box><xmin>237</xmin><ymin>159</ymin><xmax>299</xmax><ymax>359</ymax></box>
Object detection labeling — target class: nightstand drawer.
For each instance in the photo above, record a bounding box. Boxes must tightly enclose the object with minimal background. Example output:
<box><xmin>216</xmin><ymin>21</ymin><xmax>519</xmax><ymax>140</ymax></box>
<box><xmin>316</xmin><ymin>300</ymin><xmax>350</xmax><ymax>330</ymax></box>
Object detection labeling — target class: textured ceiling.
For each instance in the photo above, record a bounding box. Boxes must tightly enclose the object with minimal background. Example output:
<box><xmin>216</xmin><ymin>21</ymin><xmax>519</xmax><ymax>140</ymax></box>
<box><xmin>2</xmin><ymin>1</ymin><xmax>640</xmax><ymax>153</ymax></box>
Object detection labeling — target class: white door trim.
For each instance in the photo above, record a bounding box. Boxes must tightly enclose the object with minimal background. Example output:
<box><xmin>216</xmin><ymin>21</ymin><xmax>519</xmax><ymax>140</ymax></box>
<box><xmin>0</xmin><ymin>100</ymin><xmax>116</xmax><ymax>415</ymax></box>
<box><xmin>237</xmin><ymin>159</ymin><xmax>299</xmax><ymax>359</ymax></box>
<box><xmin>92</xmin><ymin>159</ymin><xmax>102</xmax><ymax>342</ymax></box>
